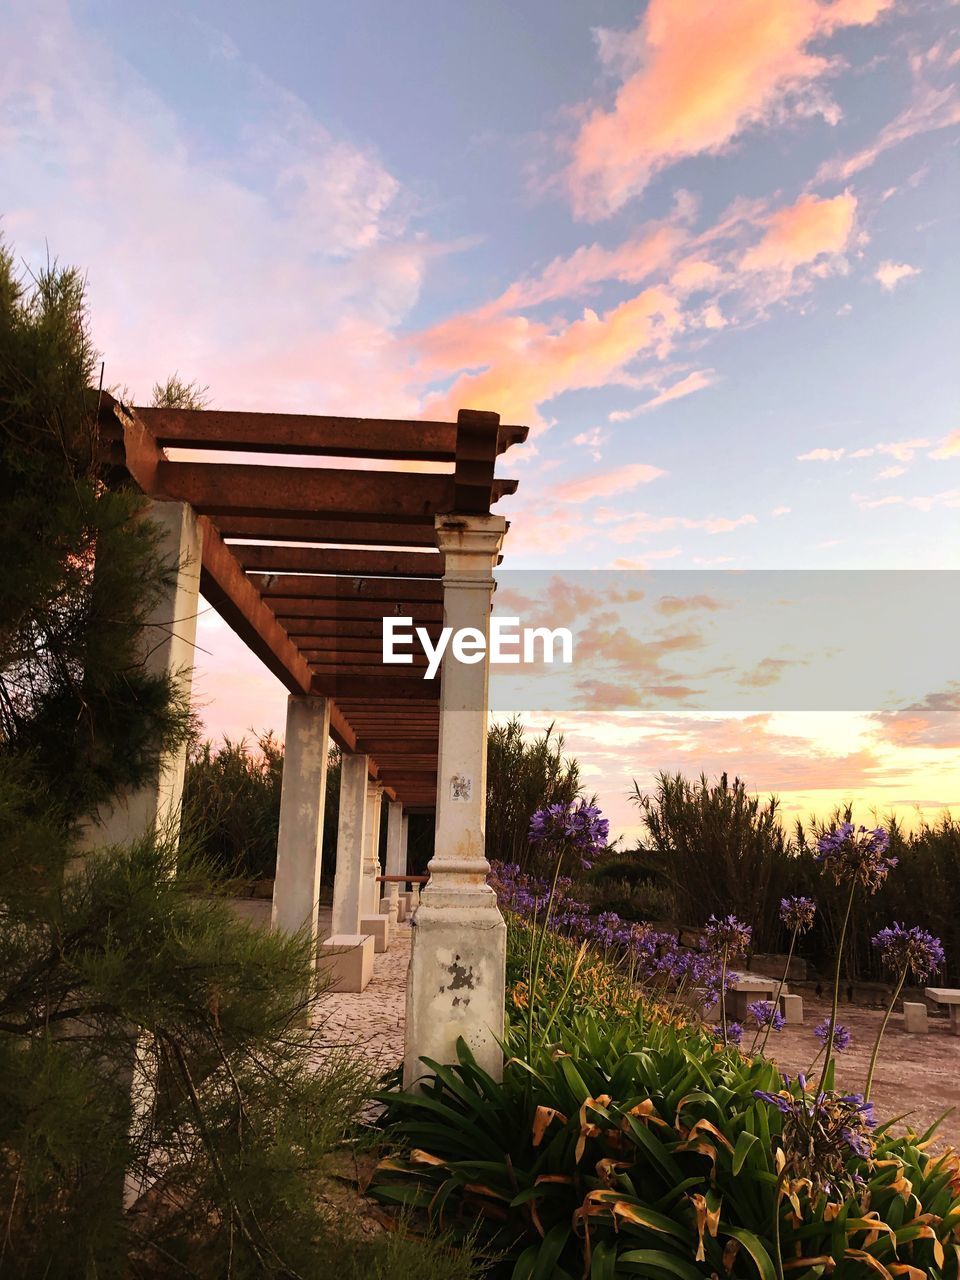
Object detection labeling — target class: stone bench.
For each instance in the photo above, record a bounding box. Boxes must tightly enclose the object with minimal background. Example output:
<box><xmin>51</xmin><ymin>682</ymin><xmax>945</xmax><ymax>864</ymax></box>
<box><xmin>924</xmin><ymin>987</ymin><xmax>960</xmax><ymax>1035</ymax></box>
<box><xmin>727</xmin><ymin>975</ymin><xmax>783</xmax><ymax>1021</ymax></box>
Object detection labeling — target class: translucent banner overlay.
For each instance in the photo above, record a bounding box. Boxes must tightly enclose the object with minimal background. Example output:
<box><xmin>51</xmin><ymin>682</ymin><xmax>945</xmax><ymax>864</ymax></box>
<box><xmin>440</xmin><ymin>570</ymin><xmax>960</xmax><ymax>714</ymax></box>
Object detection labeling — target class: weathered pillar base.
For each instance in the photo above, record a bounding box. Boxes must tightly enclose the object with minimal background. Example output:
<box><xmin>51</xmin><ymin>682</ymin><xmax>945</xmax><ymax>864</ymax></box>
<box><xmin>903</xmin><ymin>1002</ymin><xmax>928</xmax><ymax>1034</ymax></box>
<box><xmin>360</xmin><ymin>913</ymin><xmax>390</xmax><ymax>953</ymax></box>
<box><xmin>403</xmin><ymin>895</ymin><xmax>506</xmax><ymax>1087</ymax></box>
<box><xmin>780</xmin><ymin>994</ymin><xmax>804</xmax><ymax>1025</ymax></box>
<box><xmin>319</xmin><ymin>935</ymin><xmax>375</xmax><ymax>993</ymax></box>
<box><xmin>381</xmin><ymin>894</ymin><xmax>405</xmax><ymax>923</ymax></box>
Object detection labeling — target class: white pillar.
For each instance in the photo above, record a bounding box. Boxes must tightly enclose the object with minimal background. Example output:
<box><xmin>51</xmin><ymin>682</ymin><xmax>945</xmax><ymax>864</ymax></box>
<box><xmin>362</xmin><ymin>780</ymin><xmax>383</xmax><ymax>917</ymax></box>
<box><xmin>80</xmin><ymin>499</ymin><xmax>200</xmax><ymax>849</ymax></box>
<box><xmin>404</xmin><ymin>514</ymin><xmax>506</xmax><ymax>1087</ymax></box>
<box><xmin>322</xmin><ymin>752</ymin><xmax>375</xmax><ymax>992</ymax></box>
<box><xmin>383</xmin><ymin>800</ymin><xmax>403</xmax><ymax>923</ymax></box>
<box><xmin>270</xmin><ymin>696</ymin><xmax>330</xmax><ymax>954</ymax></box>
<box><xmin>330</xmin><ymin>753</ymin><xmax>369</xmax><ymax>937</ymax></box>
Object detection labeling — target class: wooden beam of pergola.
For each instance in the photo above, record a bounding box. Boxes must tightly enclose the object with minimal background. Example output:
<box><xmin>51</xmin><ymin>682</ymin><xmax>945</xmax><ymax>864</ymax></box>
<box><xmin>282</xmin><ymin>619</ymin><xmax>443</xmax><ymax>639</ymax></box>
<box><xmin>153</xmin><ymin>461</ymin><xmax>517</xmax><ymax>523</ymax></box>
<box><xmin>249</xmin><ymin>574</ymin><xmax>442</xmax><ymax>603</ymax></box>
<box><xmin>232</xmin><ymin>546</ymin><xmax>445</xmax><ymax>578</ymax></box>
<box><xmin>217</xmin><ymin>517</ymin><xmax>442</xmax><ymax>546</ymax></box>
<box><xmin>311</xmin><ymin>675</ymin><xmax>438</xmax><ymax>699</ymax></box>
<box><xmin>269</xmin><ymin>600</ymin><xmax>444</xmax><ymax>622</ymax></box>
<box><xmin>135</xmin><ymin>406</ymin><xmax>528</xmax><ymax>460</ymax></box>
<box><xmin>97</xmin><ymin>397</ymin><xmax>527</xmax><ymax>810</ymax></box>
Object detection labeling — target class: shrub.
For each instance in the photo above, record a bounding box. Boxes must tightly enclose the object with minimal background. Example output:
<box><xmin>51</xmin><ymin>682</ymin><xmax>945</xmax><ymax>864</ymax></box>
<box><xmin>486</xmin><ymin>719</ymin><xmax>584</xmax><ymax>874</ymax></box>
<box><xmin>374</xmin><ymin>956</ymin><xmax>960</xmax><ymax>1279</ymax></box>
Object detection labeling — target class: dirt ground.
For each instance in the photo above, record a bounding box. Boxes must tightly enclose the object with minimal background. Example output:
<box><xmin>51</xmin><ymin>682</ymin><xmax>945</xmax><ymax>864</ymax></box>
<box><xmin>758</xmin><ymin>994</ymin><xmax>960</xmax><ymax>1150</ymax></box>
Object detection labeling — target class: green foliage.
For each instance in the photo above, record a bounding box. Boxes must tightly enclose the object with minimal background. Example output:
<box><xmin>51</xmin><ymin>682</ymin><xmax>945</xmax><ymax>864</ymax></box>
<box><xmin>486</xmin><ymin>718</ymin><xmax>584</xmax><ymax>874</ymax></box>
<box><xmin>0</xmin><ymin>238</ymin><xmax>477</xmax><ymax>1277</ymax></box>
<box><xmin>150</xmin><ymin>373</ymin><xmax>210</xmax><ymax>410</ymax></box>
<box><xmin>0</xmin><ymin>241</ymin><xmax>193</xmax><ymax>823</ymax></box>
<box><xmin>629</xmin><ymin>771</ymin><xmax>960</xmax><ymax>982</ymax></box>
<box><xmin>583</xmin><ymin>855</ymin><xmax>677</xmax><ymax>922</ymax></box>
<box><xmin>373</xmin><ymin>937</ymin><xmax>960</xmax><ymax>1280</ymax></box>
<box><xmin>182</xmin><ymin>732</ymin><xmax>286</xmax><ymax>881</ymax></box>
<box><xmin>632</xmin><ymin>773</ymin><xmax>791</xmax><ymax>953</ymax></box>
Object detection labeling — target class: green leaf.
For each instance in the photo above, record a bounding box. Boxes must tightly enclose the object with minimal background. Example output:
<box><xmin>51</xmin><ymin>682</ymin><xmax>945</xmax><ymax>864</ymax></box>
<box><xmin>732</xmin><ymin>1130</ymin><xmax>759</xmax><ymax>1175</ymax></box>
<box><xmin>531</xmin><ymin>1221</ymin><xmax>572</xmax><ymax>1280</ymax></box>
<box><xmin>590</xmin><ymin>1240</ymin><xmax>618</xmax><ymax>1280</ymax></box>
<box><xmin>618</xmin><ymin>1247</ymin><xmax>705</xmax><ymax>1279</ymax></box>
<box><xmin>720</xmin><ymin>1226</ymin><xmax>778</xmax><ymax>1280</ymax></box>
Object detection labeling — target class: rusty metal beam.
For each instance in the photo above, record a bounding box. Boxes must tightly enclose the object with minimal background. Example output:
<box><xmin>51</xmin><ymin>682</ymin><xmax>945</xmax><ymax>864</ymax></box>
<box><xmin>232</xmin><ymin>546</ymin><xmax>445</xmax><ymax>578</ymax></box>
<box><xmin>156</xmin><ymin>461</ymin><xmax>455</xmax><ymax>523</ymax></box>
<box><xmin>311</xmin><ymin>675</ymin><xmax>438</xmax><ymax>700</ymax></box>
<box><xmin>217</xmin><ymin>517</ymin><xmax>441</xmax><ymax>546</ymax></box>
<box><xmin>454</xmin><ymin>408</ymin><xmax>502</xmax><ymax>514</ymax></box>
<box><xmin>250</xmin><ymin>574</ymin><xmax>442</xmax><ymax>603</ymax></box>
<box><xmin>135</xmin><ymin>406</ymin><xmax>528</xmax><ymax>459</ymax></box>
<box><xmin>271</xmin><ymin>600</ymin><xmax>444</xmax><ymax>621</ymax></box>
<box><xmin>283</xmin><ymin>619</ymin><xmax>442</xmax><ymax>639</ymax></box>
<box><xmin>197</xmin><ymin>517</ymin><xmax>311</xmax><ymax>697</ymax></box>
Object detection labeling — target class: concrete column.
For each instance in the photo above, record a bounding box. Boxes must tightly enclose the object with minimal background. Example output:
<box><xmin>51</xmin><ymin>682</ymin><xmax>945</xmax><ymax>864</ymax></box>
<box><xmin>362</xmin><ymin>781</ymin><xmax>383</xmax><ymax>917</ymax></box>
<box><xmin>399</xmin><ymin>814</ymin><xmax>416</xmax><ymax>916</ymax></box>
<box><xmin>330</xmin><ymin>753</ymin><xmax>369</xmax><ymax>937</ymax></box>
<box><xmin>360</xmin><ymin>781</ymin><xmax>389</xmax><ymax>951</ymax></box>
<box><xmin>382</xmin><ymin>800</ymin><xmax>403</xmax><ymax>923</ymax></box>
<box><xmin>80</xmin><ymin>499</ymin><xmax>201</xmax><ymax>849</ymax></box>
<box><xmin>404</xmin><ymin>514</ymin><xmax>507</xmax><ymax>1087</ymax></box>
<box><xmin>270</xmin><ymin>696</ymin><xmax>330</xmax><ymax>953</ymax></box>
<box><xmin>322</xmin><ymin>753</ymin><xmax>375</xmax><ymax>991</ymax></box>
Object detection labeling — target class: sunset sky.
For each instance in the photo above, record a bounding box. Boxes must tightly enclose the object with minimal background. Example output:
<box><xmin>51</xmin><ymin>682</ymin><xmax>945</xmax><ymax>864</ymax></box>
<box><xmin>4</xmin><ymin>0</ymin><xmax>958</xmax><ymax>841</ymax></box>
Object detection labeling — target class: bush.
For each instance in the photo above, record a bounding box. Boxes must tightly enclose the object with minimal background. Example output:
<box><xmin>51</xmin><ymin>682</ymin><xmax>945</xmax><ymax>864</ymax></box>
<box><xmin>486</xmin><ymin>719</ymin><xmax>583</xmax><ymax>874</ymax></box>
<box><xmin>373</xmin><ymin>926</ymin><xmax>960</xmax><ymax>1279</ymax></box>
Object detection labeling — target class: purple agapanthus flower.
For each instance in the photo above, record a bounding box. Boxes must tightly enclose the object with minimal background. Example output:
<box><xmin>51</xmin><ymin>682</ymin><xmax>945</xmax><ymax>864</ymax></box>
<box><xmin>815</xmin><ymin>822</ymin><xmax>897</xmax><ymax>894</ymax></box>
<box><xmin>704</xmin><ymin>914</ymin><xmax>752</xmax><ymax>960</ymax></box>
<box><xmin>753</xmin><ymin>1074</ymin><xmax>875</xmax><ymax>1196</ymax></box>
<box><xmin>714</xmin><ymin>1021</ymin><xmax>743</xmax><ymax>1046</ymax></box>
<box><xmin>872</xmin><ymin>922</ymin><xmax>945</xmax><ymax>983</ymax></box>
<box><xmin>528</xmin><ymin>800</ymin><xmax>609</xmax><ymax>869</ymax></box>
<box><xmin>748</xmin><ymin>999</ymin><xmax>785</xmax><ymax>1032</ymax></box>
<box><xmin>780</xmin><ymin>896</ymin><xmax>817</xmax><ymax>934</ymax></box>
<box><xmin>814</xmin><ymin>1017</ymin><xmax>851</xmax><ymax>1052</ymax></box>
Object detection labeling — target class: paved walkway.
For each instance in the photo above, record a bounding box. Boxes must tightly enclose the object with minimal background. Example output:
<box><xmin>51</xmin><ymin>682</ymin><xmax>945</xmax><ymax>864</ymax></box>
<box><xmin>315</xmin><ymin>913</ymin><xmax>411</xmax><ymax>1075</ymax></box>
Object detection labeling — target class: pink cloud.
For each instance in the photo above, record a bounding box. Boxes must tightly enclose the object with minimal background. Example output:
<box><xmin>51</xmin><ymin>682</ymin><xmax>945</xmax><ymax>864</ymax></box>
<box><xmin>874</xmin><ymin>261</ymin><xmax>921</xmax><ymax>290</ymax></box>
<box><xmin>609</xmin><ymin>369</ymin><xmax>717</xmax><ymax>421</ymax></box>
<box><xmin>552</xmin><ymin>462</ymin><xmax>667</xmax><ymax>505</ymax></box>
<box><xmin>816</xmin><ymin>83</ymin><xmax>960</xmax><ymax>183</ymax></box>
<box><xmin>741</xmin><ymin>192</ymin><xmax>857</xmax><ymax>273</ymax></box>
<box><xmin>417</xmin><ymin>287</ymin><xmax>684</xmax><ymax>427</ymax></box>
<box><xmin>605</xmin><ymin>511</ymin><xmax>758</xmax><ymax>541</ymax></box>
<box><xmin>566</xmin><ymin>0</ymin><xmax>893</xmax><ymax>220</ymax></box>
<box><xmin>798</xmin><ymin>447</ymin><xmax>846</xmax><ymax>461</ymax></box>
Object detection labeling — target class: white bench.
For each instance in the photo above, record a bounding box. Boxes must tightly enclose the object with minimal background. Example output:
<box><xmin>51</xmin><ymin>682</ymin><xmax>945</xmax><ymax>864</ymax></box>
<box><xmin>727</xmin><ymin>975</ymin><xmax>784</xmax><ymax>1021</ymax></box>
<box><xmin>924</xmin><ymin>987</ymin><xmax>960</xmax><ymax>1035</ymax></box>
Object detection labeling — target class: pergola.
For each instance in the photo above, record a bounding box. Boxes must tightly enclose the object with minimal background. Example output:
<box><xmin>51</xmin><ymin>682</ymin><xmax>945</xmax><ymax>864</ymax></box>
<box><xmin>95</xmin><ymin>394</ymin><xmax>526</xmax><ymax>1082</ymax></box>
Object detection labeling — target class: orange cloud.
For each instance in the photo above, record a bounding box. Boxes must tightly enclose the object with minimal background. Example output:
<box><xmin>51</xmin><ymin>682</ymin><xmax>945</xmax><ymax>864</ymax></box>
<box><xmin>741</xmin><ymin>192</ymin><xmax>857</xmax><ymax>272</ymax></box>
<box><xmin>552</xmin><ymin>462</ymin><xmax>667</xmax><ymax>505</ymax></box>
<box><xmin>418</xmin><ymin>286</ymin><xmax>683</xmax><ymax>426</ymax></box>
<box><xmin>566</xmin><ymin>0</ymin><xmax>893</xmax><ymax>219</ymax></box>
<box><xmin>930</xmin><ymin>430</ymin><xmax>960</xmax><ymax>460</ymax></box>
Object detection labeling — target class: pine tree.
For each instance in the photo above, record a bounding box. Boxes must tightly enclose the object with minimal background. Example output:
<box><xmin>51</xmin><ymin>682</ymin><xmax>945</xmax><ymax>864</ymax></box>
<box><xmin>0</xmin><ymin>241</ymin><xmax>476</xmax><ymax>1278</ymax></box>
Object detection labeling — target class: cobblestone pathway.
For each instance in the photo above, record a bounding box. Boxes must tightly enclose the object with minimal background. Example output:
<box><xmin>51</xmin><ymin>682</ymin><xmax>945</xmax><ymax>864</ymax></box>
<box><xmin>314</xmin><ymin>914</ymin><xmax>412</xmax><ymax>1077</ymax></box>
